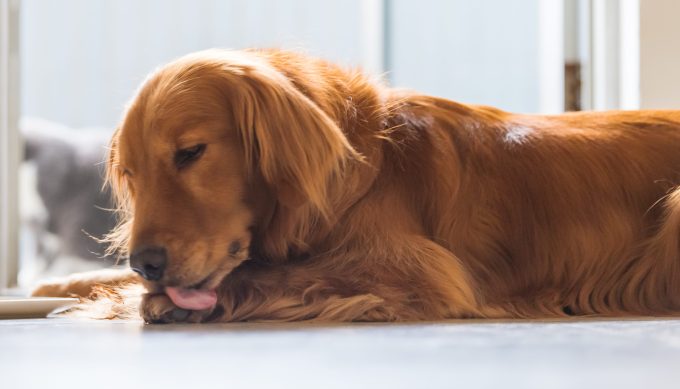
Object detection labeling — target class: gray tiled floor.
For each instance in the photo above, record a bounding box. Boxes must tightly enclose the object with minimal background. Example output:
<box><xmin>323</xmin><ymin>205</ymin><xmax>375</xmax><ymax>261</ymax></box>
<box><xmin>1</xmin><ymin>317</ymin><xmax>679</xmax><ymax>389</ymax></box>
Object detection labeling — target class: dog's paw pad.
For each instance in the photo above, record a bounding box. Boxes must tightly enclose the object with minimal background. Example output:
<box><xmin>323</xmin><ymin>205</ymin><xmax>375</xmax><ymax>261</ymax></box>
<box><xmin>141</xmin><ymin>293</ymin><xmax>178</xmax><ymax>323</ymax></box>
<box><xmin>141</xmin><ymin>293</ymin><xmax>211</xmax><ymax>324</ymax></box>
<box><xmin>170</xmin><ymin>308</ymin><xmax>191</xmax><ymax>322</ymax></box>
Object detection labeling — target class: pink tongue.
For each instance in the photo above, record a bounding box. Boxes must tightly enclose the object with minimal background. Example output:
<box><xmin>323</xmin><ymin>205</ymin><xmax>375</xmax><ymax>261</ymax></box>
<box><xmin>165</xmin><ymin>287</ymin><xmax>217</xmax><ymax>311</ymax></box>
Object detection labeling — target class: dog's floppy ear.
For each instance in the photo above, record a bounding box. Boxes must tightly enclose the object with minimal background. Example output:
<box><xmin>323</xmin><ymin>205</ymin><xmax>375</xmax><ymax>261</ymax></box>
<box><xmin>224</xmin><ymin>63</ymin><xmax>359</xmax><ymax>216</ymax></box>
<box><xmin>102</xmin><ymin>127</ymin><xmax>132</xmax><ymax>258</ymax></box>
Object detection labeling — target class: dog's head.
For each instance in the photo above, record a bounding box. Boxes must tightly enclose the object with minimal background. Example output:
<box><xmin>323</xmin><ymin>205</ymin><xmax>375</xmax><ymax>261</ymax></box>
<box><xmin>105</xmin><ymin>49</ymin><xmax>356</xmax><ymax>304</ymax></box>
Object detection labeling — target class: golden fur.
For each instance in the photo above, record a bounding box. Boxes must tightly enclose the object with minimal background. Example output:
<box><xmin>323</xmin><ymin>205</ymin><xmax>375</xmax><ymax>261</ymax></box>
<box><xmin>33</xmin><ymin>48</ymin><xmax>680</xmax><ymax>323</ymax></box>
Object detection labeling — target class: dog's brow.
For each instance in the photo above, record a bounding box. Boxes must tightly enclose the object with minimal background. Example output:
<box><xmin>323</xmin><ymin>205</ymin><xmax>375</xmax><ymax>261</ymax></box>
<box><xmin>174</xmin><ymin>120</ymin><xmax>224</xmax><ymax>140</ymax></box>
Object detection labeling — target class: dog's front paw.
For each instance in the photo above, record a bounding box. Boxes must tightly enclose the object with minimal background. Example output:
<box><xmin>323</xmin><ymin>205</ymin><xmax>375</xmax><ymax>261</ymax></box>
<box><xmin>31</xmin><ymin>268</ymin><xmax>140</xmax><ymax>299</ymax></box>
<box><xmin>140</xmin><ymin>293</ymin><xmax>214</xmax><ymax>324</ymax></box>
<box><xmin>31</xmin><ymin>278</ymin><xmax>91</xmax><ymax>298</ymax></box>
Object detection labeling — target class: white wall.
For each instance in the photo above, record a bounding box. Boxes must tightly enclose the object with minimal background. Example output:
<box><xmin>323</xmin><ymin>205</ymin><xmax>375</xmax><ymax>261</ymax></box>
<box><xmin>639</xmin><ymin>0</ymin><xmax>680</xmax><ymax>109</ymax></box>
<box><xmin>388</xmin><ymin>0</ymin><xmax>543</xmax><ymax>113</ymax></box>
<box><xmin>20</xmin><ymin>0</ymin><xmax>365</xmax><ymax>128</ymax></box>
<box><xmin>20</xmin><ymin>0</ymin><xmax>554</xmax><ymax>128</ymax></box>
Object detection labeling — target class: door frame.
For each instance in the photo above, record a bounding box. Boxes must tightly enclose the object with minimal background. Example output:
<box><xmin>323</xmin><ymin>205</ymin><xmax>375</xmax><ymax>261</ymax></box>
<box><xmin>0</xmin><ymin>0</ymin><xmax>20</xmax><ymax>290</ymax></box>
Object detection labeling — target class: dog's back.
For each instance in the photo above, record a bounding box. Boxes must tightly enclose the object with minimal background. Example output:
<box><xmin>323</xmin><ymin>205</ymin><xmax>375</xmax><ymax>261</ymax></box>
<box><xmin>383</xmin><ymin>94</ymin><xmax>680</xmax><ymax>316</ymax></box>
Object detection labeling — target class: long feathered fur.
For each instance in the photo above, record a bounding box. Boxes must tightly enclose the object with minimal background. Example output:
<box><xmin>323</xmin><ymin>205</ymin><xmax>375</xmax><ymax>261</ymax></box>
<box><xmin>33</xmin><ymin>48</ymin><xmax>680</xmax><ymax>322</ymax></box>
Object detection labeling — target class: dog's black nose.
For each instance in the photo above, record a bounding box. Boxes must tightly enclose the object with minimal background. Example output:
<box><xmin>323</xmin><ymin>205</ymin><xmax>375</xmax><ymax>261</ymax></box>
<box><xmin>129</xmin><ymin>247</ymin><xmax>167</xmax><ymax>281</ymax></box>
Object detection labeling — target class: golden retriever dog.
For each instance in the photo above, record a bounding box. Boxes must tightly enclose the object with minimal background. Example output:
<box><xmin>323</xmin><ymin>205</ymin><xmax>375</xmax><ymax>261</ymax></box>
<box><xmin>33</xmin><ymin>48</ymin><xmax>680</xmax><ymax>323</ymax></box>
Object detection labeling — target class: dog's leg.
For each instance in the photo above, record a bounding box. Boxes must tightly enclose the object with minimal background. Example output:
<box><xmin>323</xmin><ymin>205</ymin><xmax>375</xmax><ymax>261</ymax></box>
<box><xmin>31</xmin><ymin>234</ymin><xmax>491</xmax><ymax>323</ymax></box>
<box><xmin>31</xmin><ymin>268</ymin><xmax>140</xmax><ymax>298</ymax></box>
<box><xmin>618</xmin><ymin>187</ymin><xmax>680</xmax><ymax>314</ymax></box>
<box><xmin>193</xmin><ymin>235</ymin><xmax>487</xmax><ymax>323</ymax></box>
<box><xmin>136</xmin><ymin>259</ymin><xmax>400</xmax><ymax>324</ymax></box>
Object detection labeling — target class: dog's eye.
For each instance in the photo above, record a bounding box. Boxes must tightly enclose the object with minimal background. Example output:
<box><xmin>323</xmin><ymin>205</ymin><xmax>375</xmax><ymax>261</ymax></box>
<box><xmin>174</xmin><ymin>144</ymin><xmax>206</xmax><ymax>169</ymax></box>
